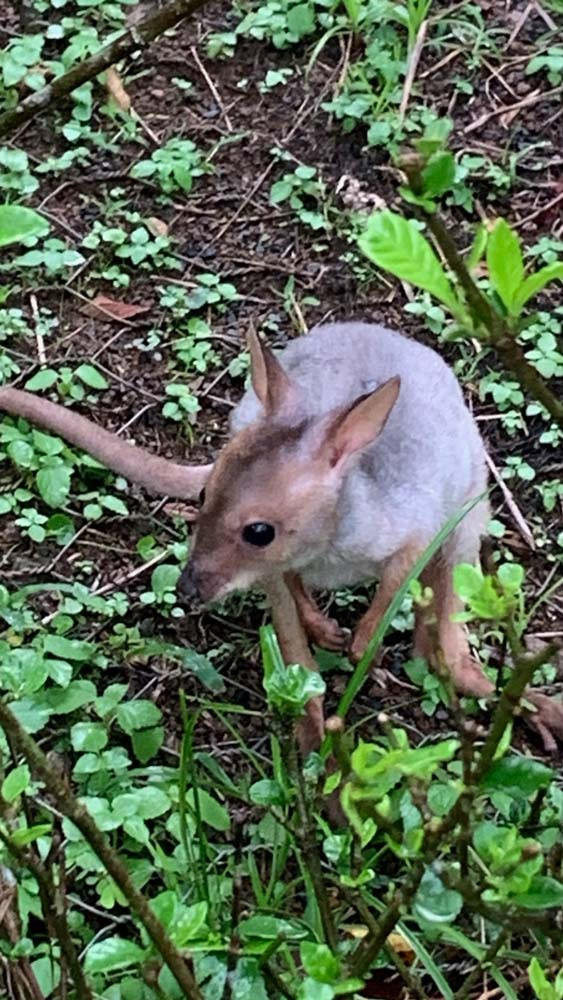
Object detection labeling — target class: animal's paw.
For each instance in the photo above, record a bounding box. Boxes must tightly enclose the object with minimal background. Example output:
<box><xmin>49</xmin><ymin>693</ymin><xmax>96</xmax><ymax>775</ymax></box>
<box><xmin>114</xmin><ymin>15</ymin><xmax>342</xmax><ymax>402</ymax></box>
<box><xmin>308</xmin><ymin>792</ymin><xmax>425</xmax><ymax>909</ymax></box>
<box><xmin>522</xmin><ymin>692</ymin><xmax>563</xmax><ymax>753</ymax></box>
<box><xmin>349</xmin><ymin>623</ymin><xmax>376</xmax><ymax>665</ymax></box>
<box><xmin>307</xmin><ymin>615</ymin><xmax>349</xmax><ymax>652</ymax></box>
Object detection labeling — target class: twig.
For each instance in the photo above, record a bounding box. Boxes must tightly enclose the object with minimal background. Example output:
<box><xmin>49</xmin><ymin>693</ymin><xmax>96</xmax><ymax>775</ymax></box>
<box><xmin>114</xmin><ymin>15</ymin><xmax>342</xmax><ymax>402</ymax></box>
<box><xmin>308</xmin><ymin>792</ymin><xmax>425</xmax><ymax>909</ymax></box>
<box><xmin>484</xmin><ymin>451</ymin><xmax>535</xmax><ymax>550</ymax></box>
<box><xmin>514</xmin><ymin>189</ymin><xmax>563</xmax><ymax>229</ymax></box>
<box><xmin>0</xmin><ymin>699</ymin><xmax>204</xmax><ymax>1000</ymax></box>
<box><xmin>0</xmin><ymin>829</ymin><xmax>93</xmax><ymax>999</ymax></box>
<box><xmin>399</xmin><ymin>20</ymin><xmax>428</xmax><ymax>123</ymax></box>
<box><xmin>0</xmin><ymin>0</ymin><xmax>212</xmax><ymax>138</ymax></box>
<box><xmin>465</xmin><ymin>85</ymin><xmax>563</xmax><ymax>134</ymax></box>
<box><xmin>452</xmin><ymin>929</ymin><xmax>509</xmax><ymax>1000</ymax></box>
<box><xmin>400</xmin><ymin>155</ymin><xmax>563</xmax><ymax>428</ymax></box>
<box><xmin>29</xmin><ymin>294</ymin><xmax>46</xmax><ymax>366</ymax></box>
<box><xmin>474</xmin><ymin>640</ymin><xmax>559</xmax><ymax>782</ymax></box>
<box><xmin>190</xmin><ymin>45</ymin><xmax>233</xmax><ymax>132</ymax></box>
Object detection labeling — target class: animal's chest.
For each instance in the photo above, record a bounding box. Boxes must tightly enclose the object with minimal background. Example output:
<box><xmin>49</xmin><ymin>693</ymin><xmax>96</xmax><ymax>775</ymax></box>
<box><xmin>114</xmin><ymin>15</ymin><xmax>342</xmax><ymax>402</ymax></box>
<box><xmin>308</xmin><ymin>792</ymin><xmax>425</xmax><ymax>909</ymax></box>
<box><xmin>301</xmin><ymin>549</ymin><xmax>383</xmax><ymax>591</ymax></box>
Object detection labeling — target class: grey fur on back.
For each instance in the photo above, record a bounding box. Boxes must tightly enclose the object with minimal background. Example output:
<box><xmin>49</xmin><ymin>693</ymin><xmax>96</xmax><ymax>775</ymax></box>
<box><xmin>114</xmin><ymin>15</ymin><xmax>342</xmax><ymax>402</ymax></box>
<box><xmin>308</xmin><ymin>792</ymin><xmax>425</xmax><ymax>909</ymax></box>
<box><xmin>231</xmin><ymin>323</ymin><xmax>488</xmax><ymax>589</ymax></box>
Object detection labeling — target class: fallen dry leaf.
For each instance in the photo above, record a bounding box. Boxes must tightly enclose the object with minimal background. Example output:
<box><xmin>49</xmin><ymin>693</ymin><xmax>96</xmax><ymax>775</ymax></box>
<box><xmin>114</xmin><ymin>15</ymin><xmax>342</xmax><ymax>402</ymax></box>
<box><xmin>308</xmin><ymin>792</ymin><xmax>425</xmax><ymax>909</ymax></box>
<box><xmin>81</xmin><ymin>295</ymin><xmax>152</xmax><ymax>323</ymax></box>
<box><xmin>105</xmin><ymin>67</ymin><xmax>131</xmax><ymax>112</ymax></box>
<box><xmin>146</xmin><ymin>216</ymin><xmax>169</xmax><ymax>237</ymax></box>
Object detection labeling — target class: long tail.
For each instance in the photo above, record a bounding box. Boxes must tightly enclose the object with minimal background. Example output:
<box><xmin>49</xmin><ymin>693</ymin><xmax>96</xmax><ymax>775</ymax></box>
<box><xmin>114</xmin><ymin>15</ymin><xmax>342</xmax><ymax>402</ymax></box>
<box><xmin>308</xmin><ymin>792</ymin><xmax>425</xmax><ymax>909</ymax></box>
<box><xmin>0</xmin><ymin>388</ymin><xmax>212</xmax><ymax>499</ymax></box>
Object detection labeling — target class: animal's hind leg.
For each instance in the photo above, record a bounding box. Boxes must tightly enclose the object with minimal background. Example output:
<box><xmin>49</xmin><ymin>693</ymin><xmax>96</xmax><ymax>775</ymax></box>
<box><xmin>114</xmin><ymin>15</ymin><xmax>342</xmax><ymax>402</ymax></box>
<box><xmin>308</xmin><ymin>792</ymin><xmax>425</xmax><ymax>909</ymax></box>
<box><xmin>414</xmin><ymin>556</ymin><xmax>494</xmax><ymax>698</ymax></box>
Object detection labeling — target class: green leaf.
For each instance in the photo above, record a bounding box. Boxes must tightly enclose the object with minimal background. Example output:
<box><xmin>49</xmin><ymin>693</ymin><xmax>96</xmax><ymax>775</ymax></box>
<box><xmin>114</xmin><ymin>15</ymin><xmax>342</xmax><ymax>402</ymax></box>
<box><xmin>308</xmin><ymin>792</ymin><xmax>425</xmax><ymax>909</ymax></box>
<box><xmin>513</xmin><ymin>262</ymin><xmax>563</xmax><ymax>312</ymax></box>
<box><xmin>512</xmin><ymin>875</ymin><xmax>563</xmax><ymax>909</ymax></box>
<box><xmin>11</xmin><ymin>823</ymin><xmax>52</xmax><ymax>847</ymax></box>
<box><xmin>70</xmin><ymin>722</ymin><xmax>108</xmax><ymax>753</ymax></box>
<box><xmin>74</xmin><ymin>364</ymin><xmax>108</xmax><ymax>390</ymax></box>
<box><xmin>286</xmin><ymin>2</ymin><xmax>315</xmax><ymax>36</ymax></box>
<box><xmin>45</xmin><ymin>679</ymin><xmax>97</xmax><ymax>714</ymax></box>
<box><xmin>297</xmin><ymin>980</ymin><xmax>334</xmax><ymax>1000</ymax></box>
<box><xmin>529</xmin><ymin>957</ymin><xmax>555</xmax><ymax>1000</ymax></box>
<box><xmin>172</xmin><ymin>901</ymin><xmax>208</xmax><ymax>946</ymax></box>
<box><xmin>300</xmin><ymin>942</ymin><xmax>340</xmax><ymax>984</ymax></box>
<box><xmin>84</xmin><ymin>936</ymin><xmax>146</xmax><ymax>973</ymax></box>
<box><xmin>486</xmin><ymin>219</ymin><xmax>524</xmax><ymax>314</ymax></box>
<box><xmin>413</xmin><ymin>868</ymin><xmax>463</xmax><ymax>925</ymax></box>
<box><xmin>0</xmin><ymin>204</ymin><xmax>49</xmax><ymax>247</ymax></box>
<box><xmin>24</xmin><ymin>368</ymin><xmax>59</xmax><ymax>391</ymax></box>
<box><xmin>36</xmin><ymin>466</ymin><xmax>71</xmax><ymax>508</ymax></box>
<box><xmin>270</xmin><ymin>179</ymin><xmax>293</xmax><ymax>204</ymax></box>
<box><xmin>2</xmin><ymin>764</ymin><xmax>30</xmax><ymax>801</ymax></box>
<box><xmin>466</xmin><ymin>223</ymin><xmax>488</xmax><ymax>272</ymax></box>
<box><xmin>44</xmin><ymin>635</ymin><xmax>93</xmax><ymax>661</ymax></box>
<box><xmin>358</xmin><ymin>211</ymin><xmax>460</xmax><ymax>313</ymax></box>
<box><xmin>239</xmin><ymin>915</ymin><xmax>308</xmax><ymax>940</ymax></box>
<box><xmin>421</xmin><ymin>152</ymin><xmax>455</xmax><ymax>197</ymax></box>
<box><xmin>116</xmin><ymin>700</ymin><xmax>162</xmax><ymax>733</ymax></box>
<box><xmin>249</xmin><ymin>778</ymin><xmax>287</xmax><ymax>806</ymax></box>
<box><xmin>186</xmin><ymin>788</ymin><xmax>230</xmax><ymax>831</ymax></box>
<box><xmin>482</xmin><ymin>756</ymin><xmax>554</xmax><ymax>798</ymax></box>
<box><xmin>132</xmin><ymin>726</ymin><xmax>164</xmax><ymax>763</ymax></box>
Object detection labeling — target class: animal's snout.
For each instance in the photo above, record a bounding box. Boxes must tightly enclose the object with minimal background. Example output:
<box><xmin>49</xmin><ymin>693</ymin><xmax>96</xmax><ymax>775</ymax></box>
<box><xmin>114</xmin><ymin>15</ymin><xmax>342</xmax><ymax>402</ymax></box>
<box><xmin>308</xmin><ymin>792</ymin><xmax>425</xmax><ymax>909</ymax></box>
<box><xmin>177</xmin><ymin>564</ymin><xmax>203</xmax><ymax>602</ymax></box>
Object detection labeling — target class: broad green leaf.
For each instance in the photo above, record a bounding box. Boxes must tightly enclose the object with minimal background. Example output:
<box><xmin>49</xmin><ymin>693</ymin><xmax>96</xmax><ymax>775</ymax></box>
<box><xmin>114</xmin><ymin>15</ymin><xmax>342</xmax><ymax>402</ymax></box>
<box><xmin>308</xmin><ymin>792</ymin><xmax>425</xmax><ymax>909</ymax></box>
<box><xmin>413</xmin><ymin>868</ymin><xmax>463</xmax><ymax>925</ymax></box>
<box><xmin>70</xmin><ymin>722</ymin><xmax>108</xmax><ymax>753</ymax></box>
<box><xmin>358</xmin><ymin>211</ymin><xmax>460</xmax><ymax>313</ymax></box>
<box><xmin>36</xmin><ymin>465</ymin><xmax>71</xmax><ymax>508</ymax></box>
<box><xmin>24</xmin><ymin>368</ymin><xmax>59</xmax><ymax>391</ymax></box>
<box><xmin>74</xmin><ymin>363</ymin><xmax>108</xmax><ymax>390</ymax></box>
<box><xmin>239</xmin><ymin>915</ymin><xmax>308</xmax><ymax>940</ymax></box>
<box><xmin>132</xmin><ymin>726</ymin><xmax>164</xmax><ymax>763</ymax></box>
<box><xmin>513</xmin><ymin>262</ymin><xmax>563</xmax><ymax>312</ymax></box>
<box><xmin>512</xmin><ymin>875</ymin><xmax>563</xmax><ymax>909</ymax></box>
<box><xmin>172</xmin><ymin>901</ymin><xmax>208</xmax><ymax>946</ymax></box>
<box><xmin>249</xmin><ymin>778</ymin><xmax>286</xmax><ymax>806</ymax></box>
<box><xmin>186</xmin><ymin>788</ymin><xmax>230</xmax><ymax>831</ymax></box>
<box><xmin>116</xmin><ymin>700</ymin><xmax>162</xmax><ymax>733</ymax></box>
<box><xmin>481</xmin><ymin>756</ymin><xmax>554</xmax><ymax>798</ymax></box>
<box><xmin>421</xmin><ymin>151</ymin><xmax>455</xmax><ymax>197</ymax></box>
<box><xmin>0</xmin><ymin>204</ymin><xmax>49</xmax><ymax>247</ymax></box>
<box><xmin>45</xmin><ymin>679</ymin><xmax>97</xmax><ymax>713</ymax></box>
<box><xmin>84</xmin><ymin>936</ymin><xmax>146</xmax><ymax>973</ymax></box>
<box><xmin>11</xmin><ymin>823</ymin><xmax>52</xmax><ymax>847</ymax></box>
<box><xmin>297</xmin><ymin>979</ymin><xmax>334</xmax><ymax>1000</ymax></box>
<box><xmin>286</xmin><ymin>2</ymin><xmax>315</xmax><ymax>36</ymax></box>
<box><xmin>2</xmin><ymin>763</ymin><xmax>30</xmax><ymax>801</ymax></box>
<box><xmin>529</xmin><ymin>957</ymin><xmax>555</xmax><ymax>1000</ymax></box>
<box><xmin>300</xmin><ymin>942</ymin><xmax>340</xmax><ymax>983</ymax></box>
<box><xmin>44</xmin><ymin>635</ymin><xmax>94</xmax><ymax>661</ymax></box>
<box><xmin>486</xmin><ymin>219</ymin><xmax>524</xmax><ymax>314</ymax></box>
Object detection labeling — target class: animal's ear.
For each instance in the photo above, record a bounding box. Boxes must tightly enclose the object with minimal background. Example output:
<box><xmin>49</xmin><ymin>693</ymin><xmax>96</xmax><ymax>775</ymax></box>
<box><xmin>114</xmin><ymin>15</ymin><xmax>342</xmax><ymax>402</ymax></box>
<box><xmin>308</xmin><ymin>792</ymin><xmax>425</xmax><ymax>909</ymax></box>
<box><xmin>320</xmin><ymin>376</ymin><xmax>401</xmax><ymax>468</ymax></box>
<box><xmin>246</xmin><ymin>324</ymin><xmax>293</xmax><ymax>416</ymax></box>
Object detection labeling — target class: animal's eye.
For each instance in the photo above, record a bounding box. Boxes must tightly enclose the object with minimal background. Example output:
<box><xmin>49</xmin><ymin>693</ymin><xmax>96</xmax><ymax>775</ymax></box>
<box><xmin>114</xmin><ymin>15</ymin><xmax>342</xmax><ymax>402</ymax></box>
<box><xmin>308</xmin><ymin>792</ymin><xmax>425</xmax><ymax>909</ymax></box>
<box><xmin>198</xmin><ymin>488</ymin><xmax>206</xmax><ymax>506</ymax></box>
<box><xmin>242</xmin><ymin>522</ymin><xmax>275</xmax><ymax>547</ymax></box>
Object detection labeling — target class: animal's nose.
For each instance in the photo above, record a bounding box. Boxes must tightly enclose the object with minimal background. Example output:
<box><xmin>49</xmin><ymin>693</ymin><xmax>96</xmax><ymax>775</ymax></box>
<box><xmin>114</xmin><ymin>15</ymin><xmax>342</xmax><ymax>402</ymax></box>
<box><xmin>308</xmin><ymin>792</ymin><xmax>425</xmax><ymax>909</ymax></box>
<box><xmin>177</xmin><ymin>565</ymin><xmax>201</xmax><ymax>601</ymax></box>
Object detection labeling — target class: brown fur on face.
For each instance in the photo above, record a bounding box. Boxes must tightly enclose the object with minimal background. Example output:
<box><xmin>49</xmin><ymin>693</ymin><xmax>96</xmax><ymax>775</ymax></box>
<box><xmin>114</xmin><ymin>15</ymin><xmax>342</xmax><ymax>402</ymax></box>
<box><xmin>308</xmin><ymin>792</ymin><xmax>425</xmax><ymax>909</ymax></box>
<box><xmin>178</xmin><ymin>415</ymin><xmax>342</xmax><ymax>602</ymax></box>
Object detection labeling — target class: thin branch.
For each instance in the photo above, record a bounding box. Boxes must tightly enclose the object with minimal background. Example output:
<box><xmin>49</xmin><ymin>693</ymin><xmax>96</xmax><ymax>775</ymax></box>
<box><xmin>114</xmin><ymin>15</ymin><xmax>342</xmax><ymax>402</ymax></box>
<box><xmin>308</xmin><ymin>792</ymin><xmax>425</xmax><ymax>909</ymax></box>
<box><xmin>0</xmin><ymin>700</ymin><xmax>204</xmax><ymax>1000</ymax></box>
<box><xmin>0</xmin><ymin>0</ymin><xmax>211</xmax><ymax>138</ymax></box>
<box><xmin>399</xmin><ymin>156</ymin><xmax>563</xmax><ymax>429</ymax></box>
<box><xmin>0</xmin><ymin>828</ymin><xmax>93</xmax><ymax>999</ymax></box>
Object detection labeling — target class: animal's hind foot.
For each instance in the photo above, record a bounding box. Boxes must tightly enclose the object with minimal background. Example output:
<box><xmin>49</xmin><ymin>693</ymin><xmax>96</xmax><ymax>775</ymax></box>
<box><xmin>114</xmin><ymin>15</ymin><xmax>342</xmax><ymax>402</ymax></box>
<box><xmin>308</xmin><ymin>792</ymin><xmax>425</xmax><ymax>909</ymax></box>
<box><xmin>520</xmin><ymin>692</ymin><xmax>563</xmax><ymax>753</ymax></box>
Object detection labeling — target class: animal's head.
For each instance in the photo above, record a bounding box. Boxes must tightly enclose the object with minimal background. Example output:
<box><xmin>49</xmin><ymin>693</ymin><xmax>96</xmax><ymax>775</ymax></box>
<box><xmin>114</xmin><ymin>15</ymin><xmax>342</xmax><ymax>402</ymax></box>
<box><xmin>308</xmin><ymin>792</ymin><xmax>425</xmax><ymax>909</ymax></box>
<box><xmin>177</xmin><ymin>328</ymin><xmax>400</xmax><ymax>603</ymax></box>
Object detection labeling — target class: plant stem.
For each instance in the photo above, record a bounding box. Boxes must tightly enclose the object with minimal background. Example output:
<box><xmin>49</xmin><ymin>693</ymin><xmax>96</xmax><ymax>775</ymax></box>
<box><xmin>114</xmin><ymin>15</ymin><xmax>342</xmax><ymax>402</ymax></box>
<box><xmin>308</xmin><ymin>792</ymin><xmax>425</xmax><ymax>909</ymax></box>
<box><xmin>0</xmin><ymin>0</ymin><xmax>211</xmax><ymax>138</ymax></box>
<box><xmin>452</xmin><ymin>929</ymin><xmax>509</xmax><ymax>1000</ymax></box>
<box><xmin>400</xmin><ymin>157</ymin><xmax>563</xmax><ymax>429</ymax></box>
<box><xmin>0</xmin><ymin>828</ymin><xmax>93</xmax><ymax>999</ymax></box>
<box><xmin>283</xmin><ymin>726</ymin><xmax>338</xmax><ymax>951</ymax></box>
<box><xmin>474</xmin><ymin>641</ymin><xmax>558</xmax><ymax>782</ymax></box>
<box><xmin>0</xmin><ymin>700</ymin><xmax>204</xmax><ymax>1000</ymax></box>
